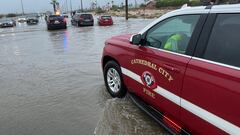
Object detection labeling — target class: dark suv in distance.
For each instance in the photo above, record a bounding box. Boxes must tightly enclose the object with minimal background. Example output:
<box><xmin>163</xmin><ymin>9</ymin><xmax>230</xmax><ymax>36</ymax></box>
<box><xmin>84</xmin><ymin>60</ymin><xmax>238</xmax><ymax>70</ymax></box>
<box><xmin>46</xmin><ymin>15</ymin><xmax>67</xmax><ymax>30</ymax></box>
<box><xmin>71</xmin><ymin>13</ymin><xmax>94</xmax><ymax>27</ymax></box>
<box><xmin>26</xmin><ymin>16</ymin><xmax>39</xmax><ymax>25</ymax></box>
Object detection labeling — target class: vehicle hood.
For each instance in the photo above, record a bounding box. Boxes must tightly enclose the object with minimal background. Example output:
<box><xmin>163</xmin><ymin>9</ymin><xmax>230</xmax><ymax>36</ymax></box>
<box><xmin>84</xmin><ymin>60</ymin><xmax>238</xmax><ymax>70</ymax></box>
<box><xmin>107</xmin><ymin>34</ymin><xmax>133</xmax><ymax>44</ymax></box>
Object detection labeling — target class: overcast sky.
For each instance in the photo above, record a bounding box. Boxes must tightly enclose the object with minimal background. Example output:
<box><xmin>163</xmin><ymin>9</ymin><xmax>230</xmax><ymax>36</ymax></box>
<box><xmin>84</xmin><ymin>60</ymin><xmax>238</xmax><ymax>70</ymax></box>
<box><xmin>0</xmin><ymin>0</ymin><xmax>144</xmax><ymax>14</ymax></box>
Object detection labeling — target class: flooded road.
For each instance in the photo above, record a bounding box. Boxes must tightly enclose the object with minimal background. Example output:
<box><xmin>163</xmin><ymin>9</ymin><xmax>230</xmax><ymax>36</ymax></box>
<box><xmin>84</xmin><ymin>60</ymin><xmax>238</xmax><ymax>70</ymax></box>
<box><xmin>0</xmin><ymin>17</ymin><xmax>169</xmax><ymax>135</ymax></box>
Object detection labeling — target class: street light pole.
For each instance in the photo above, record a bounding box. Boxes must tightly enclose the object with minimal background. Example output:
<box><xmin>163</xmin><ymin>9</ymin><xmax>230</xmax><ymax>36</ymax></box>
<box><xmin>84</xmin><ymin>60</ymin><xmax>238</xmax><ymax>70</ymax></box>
<box><xmin>125</xmin><ymin>0</ymin><xmax>128</xmax><ymax>20</ymax></box>
<box><xmin>21</xmin><ymin>0</ymin><xmax>25</xmax><ymax>15</ymax></box>
<box><xmin>135</xmin><ymin>0</ymin><xmax>137</xmax><ymax>8</ymax></box>
<box><xmin>80</xmin><ymin>0</ymin><xmax>83</xmax><ymax>12</ymax></box>
<box><xmin>65</xmin><ymin>0</ymin><xmax>68</xmax><ymax>13</ymax></box>
<box><xmin>70</xmin><ymin>0</ymin><xmax>73</xmax><ymax>12</ymax></box>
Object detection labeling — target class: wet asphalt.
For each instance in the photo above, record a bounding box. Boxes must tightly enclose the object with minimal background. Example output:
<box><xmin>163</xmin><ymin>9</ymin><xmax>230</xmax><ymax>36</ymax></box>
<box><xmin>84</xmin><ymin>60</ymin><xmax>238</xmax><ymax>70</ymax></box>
<box><xmin>0</xmin><ymin>17</ymin><xmax>169</xmax><ymax>135</ymax></box>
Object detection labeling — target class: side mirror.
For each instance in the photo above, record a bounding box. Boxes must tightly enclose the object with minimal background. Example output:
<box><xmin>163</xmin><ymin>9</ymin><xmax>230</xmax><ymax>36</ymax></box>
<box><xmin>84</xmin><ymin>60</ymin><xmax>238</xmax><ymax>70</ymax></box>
<box><xmin>130</xmin><ymin>34</ymin><xmax>142</xmax><ymax>45</ymax></box>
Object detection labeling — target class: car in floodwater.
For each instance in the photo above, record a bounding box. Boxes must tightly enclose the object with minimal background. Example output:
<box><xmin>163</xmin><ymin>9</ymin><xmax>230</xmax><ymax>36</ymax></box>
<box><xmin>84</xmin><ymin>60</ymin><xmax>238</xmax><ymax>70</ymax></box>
<box><xmin>101</xmin><ymin>4</ymin><xmax>240</xmax><ymax>135</ymax></box>
<box><xmin>98</xmin><ymin>15</ymin><xmax>113</xmax><ymax>26</ymax></box>
<box><xmin>62</xmin><ymin>13</ymin><xmax>69</xmax><ymax>18</ymax></box>
<box><xmin>71</xmin><ymin>13</ymin><xmax>94</xmax><ymax>27</ymax></box>
<box><xmin>46</xmin><ymin>15</ymin><xmax>67</xmax><ymax>30</ymax></box>
<box><xmin>17</xmin><ymin>16</ymin><xmax>27</xmax><ymax>23</ymax></box>
<box><xmin>0</xmin><ymin>19</ymin><xmax>16</xmax><ymax>28</ymax></box>
<box><xmin>26</xmin><ymin>16</ymin><xmax>39</xmax><ymax>25</ymax></box>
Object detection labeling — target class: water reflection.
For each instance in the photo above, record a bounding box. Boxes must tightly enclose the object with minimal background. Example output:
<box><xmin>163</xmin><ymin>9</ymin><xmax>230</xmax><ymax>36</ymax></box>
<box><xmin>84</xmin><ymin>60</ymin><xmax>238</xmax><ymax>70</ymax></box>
<box><xmin>95</xmin><ymin>94</ymin><xmax>169</xmax><ymax>135</ymax></box>
<box><xmin>63</xmin><ymin>30</ymin><xmax>69</xmax><ymax>52</ymax></box>
<box><xmin>48</xmin><ymin>30</ymin><xmax>69</xmax><ymax>54</ymax></box>
<box><xmin>0</xmin><ymin>17</ymin><xmax>168</xmax><ymax>135</ymax></box>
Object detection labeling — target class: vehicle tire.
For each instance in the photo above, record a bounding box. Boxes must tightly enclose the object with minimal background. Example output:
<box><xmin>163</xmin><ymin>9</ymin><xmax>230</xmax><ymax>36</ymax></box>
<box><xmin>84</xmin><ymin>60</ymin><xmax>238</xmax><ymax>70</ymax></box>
<box><xmin>104</xmin><ymin>61</ymin><xmax>127</xmax><ymax>98</ymax></box>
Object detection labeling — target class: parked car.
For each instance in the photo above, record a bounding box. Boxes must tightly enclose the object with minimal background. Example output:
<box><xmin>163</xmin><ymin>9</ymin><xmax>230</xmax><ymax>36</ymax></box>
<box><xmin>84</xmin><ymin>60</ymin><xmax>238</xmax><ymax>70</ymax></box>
<box><xmin>26</xmin><ymin>17</ymin><xmax>39</xmax><ymax>25</ymax></box>
<box><xmin>71</xmin><ymin>13</ymin><xmax>94</xmax><ymax>27</ymax></box>
<box><xmin>17</xmin><ymin>17</ymin><xmax>27</xmax><ymax>23</ymax></box>
<box><xmin>98</xmin><ymin>15</ymin><xmax>113</xmax><ymax>26</ymax></box>
<box><xmin>101</xmin><ymin>4</ymin><xmax>240</xmax><ymax>135</ymax></box>
<box><xmin>0</xmin><ymin>19</ymin><xmax>16</xmax><ymax>28</ymax></box>
<box><xmin>62</xmin><ymin>13</ymin><xmax>69</xmax><ymax>18</ymax></box>
<box><xmin>46</xmin><ymin>15</ymin><xmax>67</xmax><ymax>30</ymax></box>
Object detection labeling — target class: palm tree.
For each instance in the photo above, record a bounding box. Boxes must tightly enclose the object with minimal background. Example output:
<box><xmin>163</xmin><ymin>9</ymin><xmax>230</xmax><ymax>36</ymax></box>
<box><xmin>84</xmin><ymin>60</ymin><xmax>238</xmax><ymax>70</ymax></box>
<box><xmin>51</xmin><ymin>0</ymin><xmax>58</xmax><ymax>12</ymax></box>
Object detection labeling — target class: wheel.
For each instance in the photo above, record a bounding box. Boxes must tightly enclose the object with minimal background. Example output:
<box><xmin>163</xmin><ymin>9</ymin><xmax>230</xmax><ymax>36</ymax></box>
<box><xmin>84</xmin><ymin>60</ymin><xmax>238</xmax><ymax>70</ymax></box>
<box><xmin>104</xmin><ymin>61</ymin><xmax>127</xmax><ymax>98</ymax></box>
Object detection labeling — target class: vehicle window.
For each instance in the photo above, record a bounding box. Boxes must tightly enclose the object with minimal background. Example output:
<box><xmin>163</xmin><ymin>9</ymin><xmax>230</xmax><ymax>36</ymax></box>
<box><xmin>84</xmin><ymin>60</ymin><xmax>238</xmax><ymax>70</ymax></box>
<box><xmin>102</xmin><ymin>16</ymin><xmax>111</xmax><ymax>19</ymax></box>
<box><xmin>203</xmin><ymin>14</ymin><xmax>240</xmax><ymax>68</ymax></box>
<box><xmin>49</xmin><ymin>15</ymin><xmax>62</xmax><ymax>20</ymax></box>
<box><xmin>81</xmin><ymin>14</ymin><xmax>92</xmax><ymax>19</ymax></box>
<box><xmin>145</xmin><ymin>15</ymin><xmax>200</xmax><ymax>54</ymax></box>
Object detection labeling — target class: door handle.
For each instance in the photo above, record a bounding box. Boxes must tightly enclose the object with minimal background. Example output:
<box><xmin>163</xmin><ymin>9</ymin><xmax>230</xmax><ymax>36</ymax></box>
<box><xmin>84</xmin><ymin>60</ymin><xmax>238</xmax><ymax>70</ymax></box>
<box><xmin>163</xmin><ymin>64</ymin><xmax>180</xmax><ymax>73</ymax></box>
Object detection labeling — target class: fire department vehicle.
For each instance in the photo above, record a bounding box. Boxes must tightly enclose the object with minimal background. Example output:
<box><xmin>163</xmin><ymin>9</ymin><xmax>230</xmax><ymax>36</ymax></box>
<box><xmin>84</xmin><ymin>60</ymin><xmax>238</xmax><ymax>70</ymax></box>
<box><xmin>101</xmin><ymin>4</ymin><xmax>240</xmax><ymax>135</ymax></box>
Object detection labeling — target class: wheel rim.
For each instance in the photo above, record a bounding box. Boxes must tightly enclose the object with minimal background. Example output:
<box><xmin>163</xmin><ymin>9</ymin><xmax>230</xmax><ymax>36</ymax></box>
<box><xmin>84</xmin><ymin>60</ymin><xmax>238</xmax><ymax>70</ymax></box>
<box><xmin>107</xmin><ymin>68</ymin><xmax>121</xmax><ymax>93</ymax></box>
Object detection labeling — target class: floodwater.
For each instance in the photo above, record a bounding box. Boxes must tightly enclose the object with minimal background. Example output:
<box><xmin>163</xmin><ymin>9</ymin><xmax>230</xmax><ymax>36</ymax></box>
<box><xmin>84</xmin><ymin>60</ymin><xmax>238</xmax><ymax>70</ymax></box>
<box><xmin>0</xmin><ymin>17</ymin><xmax>169</xmax><ymax>135</ymax></box>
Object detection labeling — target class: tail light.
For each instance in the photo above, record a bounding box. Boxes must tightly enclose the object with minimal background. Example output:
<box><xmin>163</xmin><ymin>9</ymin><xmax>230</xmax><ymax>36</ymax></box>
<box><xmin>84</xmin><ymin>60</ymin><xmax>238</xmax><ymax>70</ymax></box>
<box><xmin>64</xmin><ymin>18</ymin><xmax>67</xmax><ymax>23</ymax></box>
<box><xmin>80</xmin><ymin>17</ymin><xmax>84</xmax><ymax>21</ymax></box>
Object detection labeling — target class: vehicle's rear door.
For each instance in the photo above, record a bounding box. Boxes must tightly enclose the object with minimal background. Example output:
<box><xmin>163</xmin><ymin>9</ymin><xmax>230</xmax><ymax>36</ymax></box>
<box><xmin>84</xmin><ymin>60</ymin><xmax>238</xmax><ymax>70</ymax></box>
<box><xmin>181</xmin><ymin>13</ymin><xmax>240</xmax><ymax>135</ymax></box>
<box><xmin>126</xmin><ymin>14</ymin><xmax>205</xmax><ymax>124</ymax></box>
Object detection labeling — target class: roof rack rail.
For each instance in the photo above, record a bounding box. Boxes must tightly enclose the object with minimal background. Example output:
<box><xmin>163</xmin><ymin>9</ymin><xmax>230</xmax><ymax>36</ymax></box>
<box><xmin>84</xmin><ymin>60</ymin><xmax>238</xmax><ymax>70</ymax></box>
<box><xmin>205</xmin><ymin>5</ymin><xmax>213</xmax><ymax>9</ymax></box>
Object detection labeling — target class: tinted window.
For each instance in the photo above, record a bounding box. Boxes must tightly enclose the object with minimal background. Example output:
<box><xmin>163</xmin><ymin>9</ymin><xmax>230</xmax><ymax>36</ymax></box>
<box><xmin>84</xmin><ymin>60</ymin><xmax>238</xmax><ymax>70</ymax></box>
<box><xmin>101</xmin><ymin>16</ymin><xmax>111</xmax><ymax>19</ymax></box>
<box><xmin>203</xmin><ymin>14</ymin><xmax>240</xmax><ymax>68</ymax></box>
<box><xmin>49</xmin><ymin>15</ymin><xmax>63</xmax><ymax>20</ymax></box>
<box><xmin>80</xmin><ymin>14</ymin><xmax>92</xmax><ymax>19</ymax></box>
<box><xmin>145</xmin><ymin>15</ymin><xmax>200</xmax><ymax>54</ymax></box>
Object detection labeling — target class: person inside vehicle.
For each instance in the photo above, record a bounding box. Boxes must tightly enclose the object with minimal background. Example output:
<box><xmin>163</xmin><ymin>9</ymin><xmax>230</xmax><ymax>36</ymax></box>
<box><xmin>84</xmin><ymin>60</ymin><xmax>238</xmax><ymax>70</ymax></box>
<box><xmin>163</xmin><ymin>17</ymin><xmax>197</xmax><ymax>54</ymax></box>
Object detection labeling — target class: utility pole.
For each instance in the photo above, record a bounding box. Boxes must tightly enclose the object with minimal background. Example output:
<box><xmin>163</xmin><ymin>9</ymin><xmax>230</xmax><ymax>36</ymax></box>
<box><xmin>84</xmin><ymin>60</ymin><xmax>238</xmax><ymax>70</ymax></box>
<box><xmin>21</xmin><ymin>0</ymin><xmax>25</xmax><ymax>15</ymax></box>
<box><xmin>80</xmin><ymin>0</ymin><xmax>83</xmax><ymax>12</ymax></box>
<box><xmin>70</xmin><ymin>0</ymin><xmax>73</xmax><ymax>12</ymax></box>
<box><xmin>65</xmin><ymin>0</ymin><xmax>68</xmax><ymax>13</ymax></box>
<box><xmin>125</xmin><ymin>0</ymin><xmax>128</xmax><ymax>20</ymax></box>
<box><xmin>135</xmin><ymin>0</ymin><xmax>137</xmax><ymax>8</ymax></box>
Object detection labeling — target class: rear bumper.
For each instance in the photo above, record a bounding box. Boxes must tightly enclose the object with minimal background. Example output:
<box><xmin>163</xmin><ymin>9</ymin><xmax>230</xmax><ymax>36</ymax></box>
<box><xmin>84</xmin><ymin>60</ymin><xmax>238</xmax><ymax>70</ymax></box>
<box><xmin>98</xmin><ymin>21</ymin><xmax>113</xmax><ymax>26</ymax></box>
<box><xmin>79</xmin><ymin>21</ymin><xmax>94</xmax><ymax>26</ymax></box>
<box><xmin>47</xmin><ymin>23</ymin><xmax>66</xmax><ymax>29</ymax></box>
<box><xmin>0</xmin><ymin>24</ymin><xmax>14</xmax><ymax>28</ymax></box>
<box><xmin>18</xmin><ymin>20</ymin><xmax>26</xmax><ymax>23</ymax></box>
<box><xmin>27</xmin><ymin>20</ymin><xmax>39</xmax><ymax>25</ymax></box>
